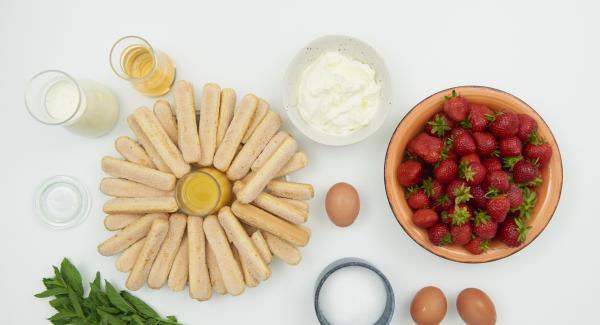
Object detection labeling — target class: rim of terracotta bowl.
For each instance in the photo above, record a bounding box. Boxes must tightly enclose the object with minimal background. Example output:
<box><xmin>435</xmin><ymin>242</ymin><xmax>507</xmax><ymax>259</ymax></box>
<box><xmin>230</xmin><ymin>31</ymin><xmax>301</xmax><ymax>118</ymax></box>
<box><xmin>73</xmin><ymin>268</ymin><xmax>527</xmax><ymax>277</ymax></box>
<box><xmin>384</xmin><ymin>85</ymin><xmax>563</xmax><ymax>263</ymax></box>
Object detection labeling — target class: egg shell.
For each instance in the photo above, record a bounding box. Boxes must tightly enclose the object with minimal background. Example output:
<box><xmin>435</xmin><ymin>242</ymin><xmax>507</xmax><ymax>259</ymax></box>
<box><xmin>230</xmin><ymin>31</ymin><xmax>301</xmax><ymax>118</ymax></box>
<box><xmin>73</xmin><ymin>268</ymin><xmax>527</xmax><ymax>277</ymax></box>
<box><xmin>410</xmin><ymin>286</ymin><xmax>447</xmax><ymax>325</ymax></box>
<box><xmin>325</xmin><ymin>182</ymin><xmax>360</xmax><ymax>227</ymax></box>
<box><xmin>456</xmin><ymin>288</ymin><xmax>497</xmax><ymax>325</ymax></box>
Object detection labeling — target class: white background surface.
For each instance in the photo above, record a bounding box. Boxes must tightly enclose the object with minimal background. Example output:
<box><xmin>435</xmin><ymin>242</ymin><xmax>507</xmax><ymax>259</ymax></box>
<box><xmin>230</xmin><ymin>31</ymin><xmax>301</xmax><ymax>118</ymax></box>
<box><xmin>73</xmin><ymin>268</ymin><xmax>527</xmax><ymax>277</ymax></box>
<box><xmin>1</xmin><ymin>0</ymin><xmax>598</xmax><ymax>324</ymax></box>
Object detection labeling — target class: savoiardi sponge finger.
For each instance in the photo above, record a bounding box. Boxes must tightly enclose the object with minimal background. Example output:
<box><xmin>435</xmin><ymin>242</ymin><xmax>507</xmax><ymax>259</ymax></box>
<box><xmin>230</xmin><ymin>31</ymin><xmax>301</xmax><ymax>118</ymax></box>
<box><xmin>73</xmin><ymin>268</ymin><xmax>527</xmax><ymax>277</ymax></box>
<box><xmin>101</xmin><ymin>156</ymin><xmax>175</xmax><ymax>191</ymax></box>
<box><xmin>115</xmin><ymin>136</ymin><xmax>155</xmax><ymax>169</ymax></box>
<box><xmin>126</xmin><ymin>219</ymin><xmax>169</xmax><ymax>291</ymax></box>
<box><xmin>98</xmin><ymin>213</ymin><xmax>168</xmax><ymax>256</ymax></box>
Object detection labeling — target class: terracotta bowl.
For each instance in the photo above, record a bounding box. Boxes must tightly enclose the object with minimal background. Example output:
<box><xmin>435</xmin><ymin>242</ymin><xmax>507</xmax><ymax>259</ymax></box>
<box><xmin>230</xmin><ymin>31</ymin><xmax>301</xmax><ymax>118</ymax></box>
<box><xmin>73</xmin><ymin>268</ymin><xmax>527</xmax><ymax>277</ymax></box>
<box><xmin>384</xmin><ymin>86</ymin><xmax>563</xmax><ymax>263</ymax></box>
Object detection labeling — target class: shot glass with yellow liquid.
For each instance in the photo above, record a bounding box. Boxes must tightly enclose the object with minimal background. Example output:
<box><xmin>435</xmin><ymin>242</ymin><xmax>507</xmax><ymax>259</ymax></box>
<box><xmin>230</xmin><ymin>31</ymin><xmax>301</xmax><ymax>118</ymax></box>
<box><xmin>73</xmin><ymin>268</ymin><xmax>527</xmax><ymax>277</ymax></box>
<box><xmin>109</xmin><ymin>36</ymin><xmax>176</xmax><ymax>96</ymax></box>
<box><xmin>175</xmin><ymin>168</ymin><xmax>233</xmax><ymax>217</ymax></box>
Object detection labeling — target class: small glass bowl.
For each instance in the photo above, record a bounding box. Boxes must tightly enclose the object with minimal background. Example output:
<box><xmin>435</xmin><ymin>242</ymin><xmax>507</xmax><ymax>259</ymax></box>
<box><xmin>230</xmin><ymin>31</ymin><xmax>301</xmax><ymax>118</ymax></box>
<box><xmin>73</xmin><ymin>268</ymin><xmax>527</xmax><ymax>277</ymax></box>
<box><xmin>34</xmin><ymin>175</ymin><xmax>91</xmax><ymax>229</ymax></box>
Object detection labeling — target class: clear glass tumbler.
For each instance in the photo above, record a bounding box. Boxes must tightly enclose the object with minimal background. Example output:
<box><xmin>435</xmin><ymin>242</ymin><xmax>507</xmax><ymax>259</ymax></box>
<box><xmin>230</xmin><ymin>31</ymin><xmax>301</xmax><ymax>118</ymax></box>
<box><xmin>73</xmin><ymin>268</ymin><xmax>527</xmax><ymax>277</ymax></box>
<box><xmin>25</xmin><ymin>70</ymin><xmax>120</xmax><ymax>137</ymax></box>
<box><xmin>109</xmin><ymin>36</ymin><xmax>176</xmax><ymax>97</ymax></box>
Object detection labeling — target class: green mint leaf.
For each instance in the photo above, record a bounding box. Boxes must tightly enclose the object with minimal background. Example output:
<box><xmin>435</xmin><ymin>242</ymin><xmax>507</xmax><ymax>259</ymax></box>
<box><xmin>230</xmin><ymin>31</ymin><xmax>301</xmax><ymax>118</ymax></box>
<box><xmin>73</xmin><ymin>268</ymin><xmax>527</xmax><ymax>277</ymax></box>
<box><xmin>97</xmin><ymin>309</ymin><xmax>127</xmax><ymax>325</ymax></box>
<box><xmin>60</xmin><ymin>258</ymin><xmax>84</xmax><ymax>296</ymax></box>
<box><xmin>48</xmin><ymin>311</ymin><xmax>78</xmax><ymax>322</ymax></box>
<box><xmin>49</xmin><ymin>297</ymin><xmax>71</xmax><ymax>311</ymax></box>
<box><xmin>35</xmin><ymin>287</ymin><xmax>68</xmax><ymax>298</ymax></box>
<box><xmin>121</xmin><ymin>291</ymin><xmax>160</xmax><ymax>318</ymax></box>
<box><xmin>105</xmin><ymin>281</ymin><xmax>136</xmax><ymax>313</ymax></box>
<box><xmin>67</xmin><ymin>287</ymin><xmax>85</xmax><ymax>318</ymax></box>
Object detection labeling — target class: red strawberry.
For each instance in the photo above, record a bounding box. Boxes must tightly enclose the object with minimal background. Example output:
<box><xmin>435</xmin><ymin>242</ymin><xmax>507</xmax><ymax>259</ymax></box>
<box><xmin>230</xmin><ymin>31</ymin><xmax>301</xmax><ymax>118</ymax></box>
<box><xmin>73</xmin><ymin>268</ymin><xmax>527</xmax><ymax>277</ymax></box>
<box><xmin>470</xmin><ymin>103</ymin><xmax>494</xmax><ymax>116</ymax></box>
<box><xmin>433</xmin><ymin>194</ymin><xmax>452</xmax><ymax>213</ymax></box>
<box><xmin>512</xmin><ymin>160</ymin><xmax>540</xmax><ymax>184</ymax></box>
<box><xmin>470</xmin><ymin>184</ymin><xmax>488</xmax><ymax>209</ymax></box>
<box><xmin>451</xmin><ymin>223</ymin><xmax>472</xmax><ymax>245</ymax></box>
<box><xmin>486</xmin><ymin>196</ymin><xmax>511</xmax><ymax>222</ymax></box>
<box><xmin>428</xmin><ymin>223</ymin><xmax>452</xmax><ymax>246</ymax></box>
<box><xmin>453</xmin><ymin>133</ymin><xmax>477</xmax><ymax>156</ymax></box>
<box><xmin>460</xmin><ymin>153</ymin><xmax>481</xmax><ymax>165</ymax></box>
<box><xmin>396</xmin><ymin>160</ymin><xmax>423</xmax><ymax>187</ymax></box>
<box><xmin>426</xmin><ymin>113</ymin><xmax>454</xmax><ymax>137</ymax></box>
<box><xmin>473</xmin><ymin>210</ymin><xmax>498</xmax><ymax>239</ymax></box>
<box><xmin>524</xmin><ymin>142</ymin><xmax>552</xmax><ymax>167</ymax></box>
<box><xmin>447</xmin><ymin>180</ymin><xmax>471</xmax><ymax>204</ymax></box>
<box><xmin>473</xmin><ymin>132</ymin><xmax>497</xmax><ymax>157</ymax></box>
<box><xmin>464</xmin><ymin>237</ymin><xmax>490</xmax><ymax>255</ymax></box>
<box><xmin>449</xmin><ymin>204</ymin><xmax>472</xmax><ymax>225</ymax></box>
<box><xmin>443</xmin><ymin>91</ymin><xmax>470</xmax><ymax>122</ymax></box>
<box><xmin>485</xmin><ymin>170</ymin><xmax>510</xmax><ymax>193</ymax></box>
<box><xmin>412</xmin><ymin>209</ymin><xmax>439</xmax><ymax>228</ymax></box>
<box><xmin>422</xmin><ymin>178</ymin><xmax>444</xmax><ymax>200</ymax></box>
<box><xmin>459</xmin><ymin>161</ymin><xmax>487</xmax><ymax>186</ymax></box>
<box><xmin>497</xmin><ymin>217</ymin><xmax>530</xmax><ymax>247</ymax></box>
<box><xmin>523</xmin><ymin>131</ymin><xmax>552</xmax><ymax>167</ymax></box>
<box><xmin>498</xmin><ymin>136</ymin><xmax>522</xmax><ymax>157</ymax></box>
<box><xmin>434</xmin><ymin>159</ymin><xmax>458</xmax><ymax>184</ymax></box>
<box><xmin>450</xmin><ymin>127</ymin><xmax>469</xmax><ymax>138</ymax></box>
<box><xmin>517</xmin><ymin>114</ymin><xmax>537</xmax><ymax>141</ymax></box>
<box><xmin>408</xmin><ymin>189</ymin><xmax>430</xmax><ymax>210</ymax></box>
<box><xmin>410</xmin><ymin>133</ymin><xmax>443</xmax><ymax>164</ymax></box>
<box><xmin>507</xmin><ymin>184</ymin><xmax>524</xmax><ymax>209</ymax></box>
<box><xmin>482</xmin><ymin>157</ymin><xmax>502</xmax><ymax>173</ymax></box>
<box><xmin>490</xmin><ymin>111</ymin><xmax>520</xmax><ymax>138</ymax></box>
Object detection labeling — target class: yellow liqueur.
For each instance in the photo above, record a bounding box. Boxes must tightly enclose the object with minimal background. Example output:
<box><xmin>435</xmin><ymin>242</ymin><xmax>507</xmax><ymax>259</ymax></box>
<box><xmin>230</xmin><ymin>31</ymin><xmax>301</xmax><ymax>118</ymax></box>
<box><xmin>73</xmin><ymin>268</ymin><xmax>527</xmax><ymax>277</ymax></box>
<box><xmin>175</xmin><ymin>168</ymin><xmax>232</xmax><ymax>216</ymax></box>
<box><xmin>110</xmin><ymin>36</ymin><xmax>176</xmax><ymax>97</ymax></box>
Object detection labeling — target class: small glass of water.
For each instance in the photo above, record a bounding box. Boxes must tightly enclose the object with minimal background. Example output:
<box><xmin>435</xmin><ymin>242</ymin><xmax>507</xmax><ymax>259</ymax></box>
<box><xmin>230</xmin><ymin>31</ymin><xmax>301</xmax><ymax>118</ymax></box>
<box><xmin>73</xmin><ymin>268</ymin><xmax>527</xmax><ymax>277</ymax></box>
<box><xmin>25</xmin><ymin>70</ymin><xmax>120</xmax><ymax>137</ymax></box>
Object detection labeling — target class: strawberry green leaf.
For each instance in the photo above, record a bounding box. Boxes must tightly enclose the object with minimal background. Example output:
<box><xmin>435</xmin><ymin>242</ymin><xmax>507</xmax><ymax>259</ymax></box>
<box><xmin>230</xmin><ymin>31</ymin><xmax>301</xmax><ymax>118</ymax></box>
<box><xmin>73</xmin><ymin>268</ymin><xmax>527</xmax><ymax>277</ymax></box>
<box><xmin>453</xmin><ymin>184</ymin><xmax>473</xmax><ymax>205</ymax></box>
<box><xmin>502</xmin><ymin>156</ymin><xmax>522</xmax><ymax>171</ymax></box>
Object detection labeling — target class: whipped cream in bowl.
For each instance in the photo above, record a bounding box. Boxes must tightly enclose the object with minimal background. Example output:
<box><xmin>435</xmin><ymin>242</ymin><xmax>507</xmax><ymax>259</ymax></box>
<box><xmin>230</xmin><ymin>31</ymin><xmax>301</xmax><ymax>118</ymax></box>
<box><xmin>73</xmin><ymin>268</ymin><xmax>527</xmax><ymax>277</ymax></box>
<box><xmin>284</xmin><ymin>35</ymin><xmax>391</xmax><ymax>146</ymax></box>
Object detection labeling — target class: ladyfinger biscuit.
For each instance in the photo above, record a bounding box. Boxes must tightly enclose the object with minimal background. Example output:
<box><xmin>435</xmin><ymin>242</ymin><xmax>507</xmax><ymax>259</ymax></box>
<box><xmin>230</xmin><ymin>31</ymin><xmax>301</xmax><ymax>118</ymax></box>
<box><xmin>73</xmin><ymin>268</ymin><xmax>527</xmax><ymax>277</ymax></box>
<box><xmin>168</xmin><ymin>234</ymin><xmax>189</xmax><ymax>292</ymax></box>
<box><xmin>252</xmin><ymin>131</ymin><xmax>289</xmax><ymax>171</ymax></box>
<box><xmin>103</xmin><ymin>197</ymin><xmax>178</xmax><ymax>214</ymax></box>
<box><xmin>198</xmin><ymin>83</ymin><xmax>221</xmax><ymax>166</ymax></box>
<box><xmin>216</xmin><ymin>88</ymin><xmax>236</xmax><ymax>147</ymax></box>
<box><xmin>266</xmin><ymin>180</ymin><xmax>314</xmax><ymax>200</ymax></box>
<box><xmin>126</xmin><ymin>219</ymin><xmax>169</xmax><ymax>291</ymax></box>
<box><xmin>148</xmin><ymin>214</ymin><xmax>187</xmax><ymax>289</ymax></box>
<box><xmin>236</xmin><ymin>137</ymin><xmax>297</xmax><ymax>204</ymax></box>
<box><xmin>227</xmin><ymin>111</ymin><xmax>282</xmax><ymax>181</ymax></box>
<box><xmin>231</xmin><ymin>201</ymin><xmax>309</xmax><ymax>246</ymax></box>
<box><xmin>187</xmin><ymin>216</ymin><xmax>212</xmax><ymax>301</ymax></box>
<box><xmin>173</xmin><ymin>80</ymin><xmax>202</xmax><ymax>163</ymax></box>
<box><xmin>101</xmin><ymin>156</ymin><xmax>175</xmax><ymax>191</ymax></box>
<box><xmin>116</xmin><ymin>238</ymin><xmax>146</xmax><ymax>272</ymax></box>
<box><xmin>213</xmin><ymin>94</ymin><xmax>258</xmax><ymax>171</ymax></box>
<box><xmin>203</xmin><ymin>214</ymin><xmax>244</xmax><ymax>295</ymax></box>
<box><xmin>206</xmin><ymin>241</ymin><xmax>227</xmax><ymax>295</ymax></box>
<box><xmin>275</xmin><ymin>151</ymin><xmax>307</xmax><ymax>177</ymax></box>
<box><xmin>251</xmin><ymin>231</ymin><xmax>272</xmax><ymax>264</ymax></box>
<box><xmin>133</xmin><ymin>107</ymin><xmax>190</xmax><ymax>178</ymax></box>
<box><xmin>264</xmin><ymin>232</ymin><xmax>301</xmax><ymax>265</ymax></box>
<box><xmin>104</xmin><ymin>214</ymin><xmax>142</xmax><ymax>231</ymax></box>
<box><xmin>100</xmin><ymin>178</ymin><xmax>174</xmax><ymax>198</ymax></box>
<box><xmin>153</xmin><ymin>100</ymin><xmax>178</xmax><ymax>145</ymax></box>
<box><xmin>279</xmin><ymin>198</ymin><xmax>309</xmax><ymax>213</ymax></box>
<box><xmin>238</xmin><ymin>248</ymin><xmax>258</xmax><ymax>287</ymax></box>
<box><xmin>98</xmin><ymin>213</ymin><xmax>168</xmax><ymax>256</ymax></box>
<box><xmin>128</xmin><ymin>116</ymin><xmax>171</xmax><ymax>173</ymax></box>
<box><xmin>242</xmin><ymin>99</ymin><xmax>269</xmax><ymax>144</ymax></box>
<box><xmin>218</xmin><ymin>207</ymin><xmax>270</xmax><ymax>282</ymax></box>
<box><xmin>232</xmin><ymin>181</ymin><xmax>307</xmax><ymax>224</ymax></box>
<box><xmin>115</xmin><ymin>136</ymin><xmax>155</xmax><ymax>169</ymax></box>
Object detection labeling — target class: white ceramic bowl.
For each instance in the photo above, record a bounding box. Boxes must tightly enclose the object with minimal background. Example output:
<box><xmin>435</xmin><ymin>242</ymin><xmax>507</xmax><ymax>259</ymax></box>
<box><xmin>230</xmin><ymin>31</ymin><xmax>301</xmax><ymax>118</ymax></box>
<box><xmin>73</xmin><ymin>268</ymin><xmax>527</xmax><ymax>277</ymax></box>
<box><xmin>283</xmin><ymin>35</ymin><xmax>392</xmax><ymax>146</ymax></box>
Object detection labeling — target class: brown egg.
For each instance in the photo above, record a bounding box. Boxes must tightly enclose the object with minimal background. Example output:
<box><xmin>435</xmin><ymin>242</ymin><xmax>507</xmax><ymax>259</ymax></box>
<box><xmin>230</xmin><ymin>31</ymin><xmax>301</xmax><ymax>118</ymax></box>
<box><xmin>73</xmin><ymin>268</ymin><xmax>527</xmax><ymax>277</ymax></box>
<box><xmin>456</xmin><ymin>288</ymin><xmax>497</xmax><ymax>325</ymax></box>
<box><xmin>410</xmin><ymin>286</ymin><xmax>447</xmax><ymax>325</ymax></box>
<box><xmin>325</xmin><ymin>182</ymin><xmax>360</xmax><ymax>227</ymax></box>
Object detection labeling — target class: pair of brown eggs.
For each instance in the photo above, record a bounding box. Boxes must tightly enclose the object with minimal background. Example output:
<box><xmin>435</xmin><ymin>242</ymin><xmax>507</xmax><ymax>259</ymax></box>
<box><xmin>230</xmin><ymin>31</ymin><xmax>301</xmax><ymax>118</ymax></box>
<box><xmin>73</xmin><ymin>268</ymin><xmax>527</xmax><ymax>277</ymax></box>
<box><xmin>411</xmin><ymin>287</ymin><xmax>496</xmax><ymax>325</ymax></box>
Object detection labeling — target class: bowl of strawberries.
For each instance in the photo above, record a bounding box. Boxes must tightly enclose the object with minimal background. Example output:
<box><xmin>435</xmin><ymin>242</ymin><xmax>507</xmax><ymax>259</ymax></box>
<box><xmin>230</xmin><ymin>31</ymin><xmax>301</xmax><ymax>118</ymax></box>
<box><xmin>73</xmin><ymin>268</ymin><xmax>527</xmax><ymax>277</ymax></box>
<box><xmin>384</xmin><ymin>86</ymin><xmax>562</xmax><ymax>263</ymax></box>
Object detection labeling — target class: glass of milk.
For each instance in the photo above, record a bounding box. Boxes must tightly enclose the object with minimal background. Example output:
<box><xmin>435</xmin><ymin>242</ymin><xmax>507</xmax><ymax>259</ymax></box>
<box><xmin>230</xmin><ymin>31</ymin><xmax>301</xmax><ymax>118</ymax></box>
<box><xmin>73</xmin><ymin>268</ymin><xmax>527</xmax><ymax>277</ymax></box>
<box><xmin>25</xmin><ymin>70</ymin><xmax>120</xmax><ymax>137</ymax></box>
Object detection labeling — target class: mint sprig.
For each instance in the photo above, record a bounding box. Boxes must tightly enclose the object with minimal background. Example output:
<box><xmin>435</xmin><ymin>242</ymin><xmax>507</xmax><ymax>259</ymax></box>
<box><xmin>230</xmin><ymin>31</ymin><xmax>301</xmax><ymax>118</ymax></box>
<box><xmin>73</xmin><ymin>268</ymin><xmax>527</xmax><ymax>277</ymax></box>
<box><xmin>36</xmin><ymin>258</ymin><xmax>184</xmax><ymax>325</ymax></box>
